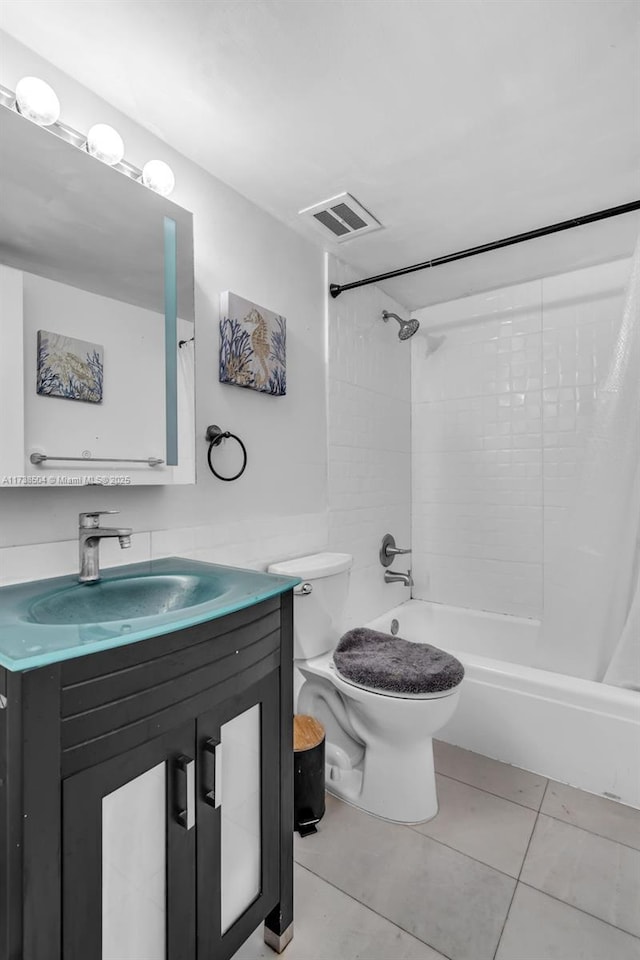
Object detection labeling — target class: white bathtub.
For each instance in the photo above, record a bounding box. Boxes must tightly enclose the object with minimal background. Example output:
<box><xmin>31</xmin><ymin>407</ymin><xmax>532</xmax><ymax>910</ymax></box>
<box><xmin>367</xmin><ymin>600</ymin><xmax>640</xmax><ymax>808</ymax></box>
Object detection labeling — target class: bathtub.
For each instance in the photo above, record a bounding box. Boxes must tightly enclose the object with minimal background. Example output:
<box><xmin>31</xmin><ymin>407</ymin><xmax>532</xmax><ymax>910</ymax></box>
<box><xmin>367</xmin><ymin>600</ymin><xmax>640</xmax><ymax>809</ymax></box>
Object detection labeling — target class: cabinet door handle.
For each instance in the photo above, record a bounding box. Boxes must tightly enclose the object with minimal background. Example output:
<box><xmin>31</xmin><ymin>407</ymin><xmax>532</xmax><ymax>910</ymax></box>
<box><xmin>202</xmin><ymin>737</ymin><xmax>222</xmax><ymax>809</ymax></box>
<box><xmin>175</xmin><ymin>754</ymin><xmax>195</xmax><ymax>830</ymax></box>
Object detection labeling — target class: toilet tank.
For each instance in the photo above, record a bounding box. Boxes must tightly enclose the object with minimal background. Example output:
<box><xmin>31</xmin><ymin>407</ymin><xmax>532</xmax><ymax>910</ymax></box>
<box><xmin>268</xmin><ymin>553</ymin><xmax>352</xmax><ymax>660</ymax></box>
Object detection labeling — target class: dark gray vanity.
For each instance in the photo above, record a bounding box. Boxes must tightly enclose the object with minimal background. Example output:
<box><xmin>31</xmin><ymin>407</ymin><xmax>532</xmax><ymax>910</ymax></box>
<box><xmin>0</xmin><ymin>559</ymin><xmax>298</xmax><ymax>960</ymax></box>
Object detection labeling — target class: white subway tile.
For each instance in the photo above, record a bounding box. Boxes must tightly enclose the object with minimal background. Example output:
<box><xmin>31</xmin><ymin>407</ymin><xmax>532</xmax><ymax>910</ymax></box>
<box><xmin>0</xmin><ymin>515</ymin><xmax>328</xmax><ymax>586</ymax></box>
<box><xmin>328</xmin><ymin>256</ymin><xmax>411</xmax><ymax>627</ymax></box>
<box><xmin>412</xmin><ymin>261</ymin><xmax>624</xmax><ymax>620</ymax></box>
<box><xmin>0</xmin><ymin>538</ymin><xmax>77</xmax><ymax>585</ymax></box>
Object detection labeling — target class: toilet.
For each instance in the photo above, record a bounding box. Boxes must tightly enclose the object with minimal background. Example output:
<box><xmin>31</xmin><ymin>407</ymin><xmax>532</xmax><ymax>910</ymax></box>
<box><xmin>268</xmin><ymin>552</ymin><xmax>463</xmax><ymax>824</ymax></box>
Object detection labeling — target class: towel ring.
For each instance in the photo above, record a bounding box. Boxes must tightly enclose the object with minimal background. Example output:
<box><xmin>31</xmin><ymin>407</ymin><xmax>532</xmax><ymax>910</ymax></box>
<box><xmin>205</xmin><ymin>424</ymin><xmax>247</xmax><ymax>482</ymax></box>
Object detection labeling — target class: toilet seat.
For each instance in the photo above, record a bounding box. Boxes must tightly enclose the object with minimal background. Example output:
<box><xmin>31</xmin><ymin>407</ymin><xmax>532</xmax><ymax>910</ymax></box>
<box><xmin>301</xmin><ymin>651</ymin><xmax>461</xmax><ymax>701</ymax></box>
<box><xmin>333</xmin><ymin>628</ymin><xmax>465</xmax><ymax>698</ymax></box>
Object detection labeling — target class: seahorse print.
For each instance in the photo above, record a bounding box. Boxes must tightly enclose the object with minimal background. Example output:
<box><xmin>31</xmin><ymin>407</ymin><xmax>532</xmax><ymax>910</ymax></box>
<box><xmin>219</xmin><ymin>293</ymin><xmax>287</xmax><ymax>396</ymax></box>
<box><xmin>245</xmin><ymin>308</ymin><xmax>271</xmax><ymax>388</ymax></box>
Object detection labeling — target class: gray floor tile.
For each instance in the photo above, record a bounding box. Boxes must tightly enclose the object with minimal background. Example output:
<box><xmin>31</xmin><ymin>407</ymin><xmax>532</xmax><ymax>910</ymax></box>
<box><xmin>496</xmin><ymin>884</ymin><xmax>640</xmax><ymax>960</ymax></box>
<box><xmin>542</xmin><ymin>780</ymin><xmax>640</xmax><ymax>850</ymax></box>
<box><xmin>233</xmin><ymin>864</ymin><xmax>445</xmax><ymax>960</ymax></box>
<box><xmin>295</xmin><ymin>794</ymin><xmax>515</xmax><ymax>960</ymax></box>
<box><xmin>433</xmin><ymin>741</ymin><xmax>547</xmax><ymax>810</ymax></box>
<box><xmin>412</xmin><ymin>774</ymin><xmax>537</xmax><ymax>877</ymax></box>
<box><xmin>521</xmin><ymin>814</ymin><xmax>640</xmax><ymax>937</ymax></box>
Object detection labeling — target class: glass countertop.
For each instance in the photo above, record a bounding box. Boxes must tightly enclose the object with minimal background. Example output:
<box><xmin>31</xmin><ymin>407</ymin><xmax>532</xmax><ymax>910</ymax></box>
<box><xmin>0</xmin><ymin>557</ymin><xmax>300</xmax><ymax>672</ymax></box>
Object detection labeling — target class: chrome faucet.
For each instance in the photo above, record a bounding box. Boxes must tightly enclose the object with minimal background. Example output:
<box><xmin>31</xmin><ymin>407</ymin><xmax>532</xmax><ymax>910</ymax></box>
<box><xmin>380</xmin><ymin>533</ymin><xmax>412</xmax><ymax>587</ymax></box>
<box><xmin>384</xmin><ymin>568</ymin><xmax>413</xmax><ymax>587</ymax></box>
<box><xmin>379</xmin><ymin>533</ymin><xmax>411</xmax><ymax>567</ymax></box>
<box><xmin>79</xmin><ymin>511</ymin><xmax>132</xmax><ymax>583</ymax></box>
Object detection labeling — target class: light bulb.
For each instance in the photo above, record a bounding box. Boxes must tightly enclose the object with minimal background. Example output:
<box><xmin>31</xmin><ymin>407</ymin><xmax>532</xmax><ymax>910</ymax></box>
<box><xmin>15</xmin><ymin>76</ymin><xmax>60</xmax><ymax>126</ymax></box>
<box><xmin>86</xmin><ymin>123</ymin><xmax>125</xmax><ymax>165</ymax></box>
<box><xmin>142</xmin><ymin>160</ymin><xmax>175</xmax><ymax>197</ymax></box>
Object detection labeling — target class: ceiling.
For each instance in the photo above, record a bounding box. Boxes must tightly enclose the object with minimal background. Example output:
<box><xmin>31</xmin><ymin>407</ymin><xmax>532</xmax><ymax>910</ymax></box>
<box><xmin>1</xmin><ymin>0</ymin><xmax>639</xmax><ymax>308</ymax></box>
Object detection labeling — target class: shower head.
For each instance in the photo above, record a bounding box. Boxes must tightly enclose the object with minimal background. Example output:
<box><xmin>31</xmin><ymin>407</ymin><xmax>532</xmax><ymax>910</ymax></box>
<box><xmin>382</xmin><ymin>310</ymin><xmax>420</xmax><ymax>341</ymax></box>
<box><xmin>398</xmin><ymin>318</ymin><xmax>420</xmax><ymax>340</ymax></box>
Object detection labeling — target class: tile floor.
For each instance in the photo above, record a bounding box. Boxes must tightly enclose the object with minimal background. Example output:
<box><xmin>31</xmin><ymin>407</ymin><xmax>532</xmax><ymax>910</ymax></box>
<box><xmin>235</xmin><ymin>741</ymin><xmax>640</xmax><ymax>960</ymax></box>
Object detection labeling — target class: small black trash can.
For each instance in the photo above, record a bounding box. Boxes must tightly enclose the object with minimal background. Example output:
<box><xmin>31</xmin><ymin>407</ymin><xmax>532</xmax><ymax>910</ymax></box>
<box><xmin>293</xmin><ymin>715</ymin><xmax>325</xmax><ymax>836</ymax></box>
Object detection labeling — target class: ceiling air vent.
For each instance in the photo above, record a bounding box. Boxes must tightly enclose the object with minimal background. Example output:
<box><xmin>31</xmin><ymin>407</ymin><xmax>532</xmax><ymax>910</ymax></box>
<box><xmin>299</xmin><ymin>192</ymin><xmax>382</xmax><ymax>243</ymax></box>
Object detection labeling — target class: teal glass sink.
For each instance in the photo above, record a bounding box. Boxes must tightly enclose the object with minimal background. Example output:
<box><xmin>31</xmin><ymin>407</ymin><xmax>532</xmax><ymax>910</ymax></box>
<box><xmin>0</xmin><ymin>557</ymin><xmax>301</xmax><ymax>671</ymax></box>
<box><xmin>29</xmin><ymin>573</ymin><xmax>226</xmax><ymax>625</ymax></box>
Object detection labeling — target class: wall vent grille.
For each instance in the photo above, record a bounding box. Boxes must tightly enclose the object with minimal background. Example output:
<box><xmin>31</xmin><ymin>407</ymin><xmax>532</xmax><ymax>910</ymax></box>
<box><xmin>298</xmin><ymin>193</ymin><xmax>382</xmax><ymax>243</ymax></box>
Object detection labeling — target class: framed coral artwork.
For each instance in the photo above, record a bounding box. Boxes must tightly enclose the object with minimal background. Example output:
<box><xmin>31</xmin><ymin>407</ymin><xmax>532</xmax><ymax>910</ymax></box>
<box><xmin>219</xmin><ymin>292</ymin><xmax>286</xmax><ymax>396</ymax></box>
<box><xmin>36</xmin><ymin>329</ymin><xmax>103</xmax><ymax>403</ymax></box>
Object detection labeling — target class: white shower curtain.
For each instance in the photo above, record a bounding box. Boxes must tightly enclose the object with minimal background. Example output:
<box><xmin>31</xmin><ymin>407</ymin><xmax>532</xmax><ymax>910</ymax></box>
<box><xmin>539</xmin><ymin>235</ymin><xmax>640</xmax><ymax>687</ymax></box>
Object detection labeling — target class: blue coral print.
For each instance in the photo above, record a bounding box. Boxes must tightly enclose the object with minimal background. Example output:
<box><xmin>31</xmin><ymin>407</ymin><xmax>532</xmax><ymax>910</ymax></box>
<box><xmin>36</xmin><ymin>330</ymin><xmax>103</xmax><ymax>403</ymax></box>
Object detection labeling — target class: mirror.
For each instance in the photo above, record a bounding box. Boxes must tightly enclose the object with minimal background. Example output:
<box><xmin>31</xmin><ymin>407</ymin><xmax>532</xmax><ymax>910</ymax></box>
<box><xmin>0</xmin><ymin>105</ymin><xmax>195</xmax><ymax>486</ymax></box>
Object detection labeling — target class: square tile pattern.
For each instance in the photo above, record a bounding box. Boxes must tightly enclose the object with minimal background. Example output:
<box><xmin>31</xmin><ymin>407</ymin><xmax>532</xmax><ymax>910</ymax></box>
<box><xmin>411</xmin><ymin>259</ymin><xmax>631</xmax><ymax>619</ymax></box>
<box><xmin>327</xmin><ymin>255</ymin><xmax>412</xmax><ymax>629</ymax></box>
<box><xmin>235</xmin><ymin>741</ymin><xmax>640</xmax><ymax>960</ymax></box>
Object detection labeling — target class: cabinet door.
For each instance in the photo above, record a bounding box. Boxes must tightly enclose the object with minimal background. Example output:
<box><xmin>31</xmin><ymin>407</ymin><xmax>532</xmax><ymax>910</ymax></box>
<box><xmin>197</xmin><ymin>670</ymin><xmax>280</xmax><ymax>959</ymax></box>
<box><xmin>62</xmin><ymin>723</ymin><xmax>196</xmax><ymax>960</ymax></box>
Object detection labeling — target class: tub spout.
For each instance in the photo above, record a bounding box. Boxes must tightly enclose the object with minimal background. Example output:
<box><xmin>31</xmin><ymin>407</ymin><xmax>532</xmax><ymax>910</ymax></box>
<box><xmin>384</xmin><ymin>568</ymin><xmax>413</xmax><ymax>587</ymax></box>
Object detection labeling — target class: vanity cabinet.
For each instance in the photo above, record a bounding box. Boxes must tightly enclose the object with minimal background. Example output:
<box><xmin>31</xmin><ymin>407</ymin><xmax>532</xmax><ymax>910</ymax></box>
<box><xmin>63</xmin><ymin>721</ymin><xmax>197</xmax><ymax>960</ymax></box>
<box><xmin>0</xmin><ymin>592</ymin><xmax>294</xmax><ymax>960</ymax></box>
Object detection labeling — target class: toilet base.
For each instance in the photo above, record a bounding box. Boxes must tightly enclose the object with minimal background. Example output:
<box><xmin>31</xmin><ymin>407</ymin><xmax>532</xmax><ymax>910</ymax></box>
<box><xmin>325</xmin><ymin>785</ymin><xmax>439</xmax><ymax>826</ymax></box>
<box><xmin>297</xmin><ymin>660</ymin><xmax>461</xmax><ymax>825</ymax></box>
<box><xmin>324</xmin><ymin>736</ymin><xmax>439</xmax><ymax>824</ymax></box>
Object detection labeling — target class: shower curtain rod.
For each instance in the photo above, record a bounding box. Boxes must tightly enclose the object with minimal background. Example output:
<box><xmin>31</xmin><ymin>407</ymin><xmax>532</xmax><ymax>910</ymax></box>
<box><xmin>328</xmin><ymin>200</ymin><xmax>640</xmax><ymax>298</ymax></box>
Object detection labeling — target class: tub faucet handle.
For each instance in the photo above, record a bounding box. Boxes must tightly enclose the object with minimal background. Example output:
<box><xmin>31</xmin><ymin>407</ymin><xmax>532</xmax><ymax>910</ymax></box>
<box><xmin>380</xmin><ymin>533</ymin><xmax>411</xmax><ymax>568</ymax></box>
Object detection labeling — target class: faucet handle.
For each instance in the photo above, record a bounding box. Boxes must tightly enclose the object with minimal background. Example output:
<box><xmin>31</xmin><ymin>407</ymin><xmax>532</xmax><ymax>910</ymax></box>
<box><xmin>379</xmin><ymin>533</ymin><xmax>412</xmax><ymax>568</ymax></box>
<box><xmin>79</xmin><ymin>510</ymin><xmax>119</xmax><ymax>528</ymax></box>
<box><xmin>385</xmin><ymin>545</ymin><xmax>412</xmax><ymax>557</ymax></box>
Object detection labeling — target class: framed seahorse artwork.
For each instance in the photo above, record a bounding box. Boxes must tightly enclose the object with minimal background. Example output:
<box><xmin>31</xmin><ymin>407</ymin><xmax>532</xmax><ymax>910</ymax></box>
<box><xmin>219</xmin><ymin>292</ymin><xmax>286</xmax><ymax>396</ymax></box>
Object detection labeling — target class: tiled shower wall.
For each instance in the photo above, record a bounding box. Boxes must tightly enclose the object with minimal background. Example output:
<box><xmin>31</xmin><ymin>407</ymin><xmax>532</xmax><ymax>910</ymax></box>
<box><xmin>327</xmin><ymin>257</ymin><xmax>412</xmax><ymax>628</ymax></box>
<box><xmin>411</xmin><ymin>258</ymin><xmax>630</xmax><ymax>619</ymax></box>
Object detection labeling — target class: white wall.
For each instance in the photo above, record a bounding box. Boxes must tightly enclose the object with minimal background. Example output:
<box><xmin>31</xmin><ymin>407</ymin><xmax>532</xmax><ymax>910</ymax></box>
<box><xmin>0</xmin><ymin>35</ymin><xmax>329</xmax><ymax>578</ymax></box>
<box><xmin>327</xmin><ymin>257</ymin><xmax>412</xmax><ymax>628</ymax></box>
<box><xmin>411</xmin><ymin>258</ymin><xmax>630</xmax><ymax>619</ymax></box>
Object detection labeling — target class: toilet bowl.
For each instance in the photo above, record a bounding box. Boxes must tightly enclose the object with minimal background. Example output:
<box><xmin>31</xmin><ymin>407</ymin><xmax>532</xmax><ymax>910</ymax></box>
<box><xmin>268</xmin><ymin>552</ymin><xmax>462</xmax><ymax>824</ymax></box>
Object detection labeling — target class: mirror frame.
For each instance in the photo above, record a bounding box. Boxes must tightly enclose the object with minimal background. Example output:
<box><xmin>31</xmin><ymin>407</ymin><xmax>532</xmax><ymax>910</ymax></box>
<box><xmin>0</xmin><ymin>105</ymin><xmax>195</xmax><ymax>483</ymax></box>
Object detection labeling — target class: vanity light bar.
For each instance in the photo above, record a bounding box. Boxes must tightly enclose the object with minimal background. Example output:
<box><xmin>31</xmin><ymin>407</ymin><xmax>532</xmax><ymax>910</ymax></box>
<box><xmin>0</xmin><ymin>79</ymin><xmax>175</xmax><ymax>196</ymax></box>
